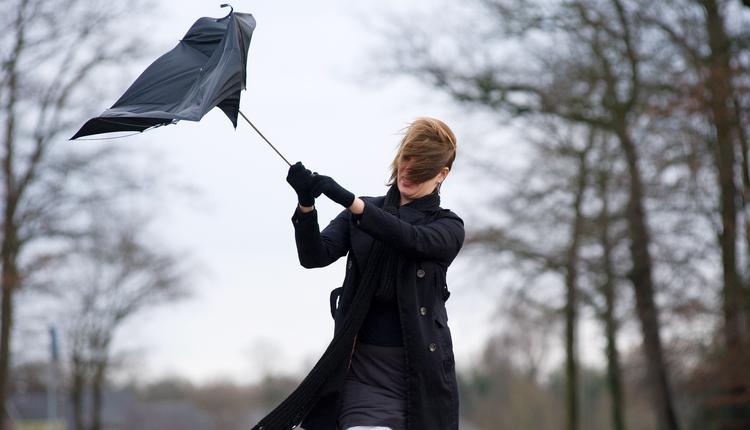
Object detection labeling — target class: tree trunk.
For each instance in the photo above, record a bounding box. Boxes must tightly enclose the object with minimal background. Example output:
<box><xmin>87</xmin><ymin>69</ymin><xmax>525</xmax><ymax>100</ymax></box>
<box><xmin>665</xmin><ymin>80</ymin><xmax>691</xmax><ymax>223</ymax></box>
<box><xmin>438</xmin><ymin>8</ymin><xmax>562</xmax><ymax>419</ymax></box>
<box><xmin>91</xmin><ymin>356</ymin><xmax>106</xmax><ymax>430</ymax></box>
<box><xmin>597</xmin><ymin>164</ymin><xmax>626</xmax><ymax>430</ymax></box>
<box><xmin>71</xmin><ymin>353</ymin><xmax>86</xmax><ymax>430</ymax></box>
<box><xmin>0</xmin><ymin>176</ymin><xmax>19</xmax><ymax>430</ymax></box>
<box><xmin>703</xmin><ymin>0</ymin><xmax>744</xmax><ymax>356</ymax></box>
<box><xmin>616</xmin><ymin>124</ymin><xmax>680</xmax><ymax>430</ymax></box>
<box><xmin>0</xmin><ymin>3</ymin><xmax>25</xmax><ymax>427</ymax></box>
<box><xmin>0</xmin><ymin>260</ymin><xmax>15</xmax><ymax>430</ymax></box>
<box><xmin>563</xmin><ymin>147</ymin><xmax>590</xmax><ymax>430</ymax></box>
<box><xmin>701</xmin><ymin>1</ymin><xmax>750</xmax><ymax>425</ymax></box>
<box><xmin>732</xmin><ymin>94</ymin><xmax>750</xmax><ymax>343</ymax></box>
<box><xmin>564</xmin><ymin>251</ymin><xmax>579</xmax><ymax>430</ymax></box>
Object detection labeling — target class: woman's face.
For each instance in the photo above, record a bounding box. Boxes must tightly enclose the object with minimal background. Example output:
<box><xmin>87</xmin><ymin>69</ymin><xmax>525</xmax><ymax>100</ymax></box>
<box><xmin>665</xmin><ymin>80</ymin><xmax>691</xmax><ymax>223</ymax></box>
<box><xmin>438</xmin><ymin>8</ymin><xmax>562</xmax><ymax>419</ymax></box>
<box><xmin>397</xmin><ymin>158</ymin><xmax>449</xmax><ymax>203</ymax></box>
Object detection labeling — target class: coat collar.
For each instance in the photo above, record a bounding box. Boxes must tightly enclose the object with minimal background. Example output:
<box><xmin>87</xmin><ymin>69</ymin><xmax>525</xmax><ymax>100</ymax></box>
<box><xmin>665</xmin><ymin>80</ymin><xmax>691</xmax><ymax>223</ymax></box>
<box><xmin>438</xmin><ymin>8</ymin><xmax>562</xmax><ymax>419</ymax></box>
<box><xmin>382</xmin><ymin>183</ymin><xmax>441</xmax><ymax>212</ymax></box>
<box><xmin>400</xmin><ymin>189</ymin><xmax>440</xmax><ymax>212</ymax></box>
<box><xmin>384</xmin><ymin>184</ymin><xmax>441</xmax><ymax>224</ymax></box>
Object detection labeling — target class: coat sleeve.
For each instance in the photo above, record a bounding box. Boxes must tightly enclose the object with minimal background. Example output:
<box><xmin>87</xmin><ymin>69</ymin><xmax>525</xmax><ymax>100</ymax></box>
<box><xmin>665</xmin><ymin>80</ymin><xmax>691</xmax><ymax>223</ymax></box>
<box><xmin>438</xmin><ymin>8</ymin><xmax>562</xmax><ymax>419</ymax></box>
<box><xmin>352</xmin><ymin>201</ymin><xmax>465</xmax><ymax>264</ymax></box>
<box><xmin>291</xmin><ymin>206</ymin><xmax>350</xmax><ymax>268</ymax></box>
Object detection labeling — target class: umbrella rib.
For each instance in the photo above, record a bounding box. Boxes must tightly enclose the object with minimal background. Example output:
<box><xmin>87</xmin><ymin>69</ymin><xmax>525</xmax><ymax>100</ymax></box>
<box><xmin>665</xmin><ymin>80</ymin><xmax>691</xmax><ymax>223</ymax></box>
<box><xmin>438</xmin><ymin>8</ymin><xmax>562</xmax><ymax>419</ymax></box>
<box><xmin>238</xmin><ymin>110</ymin><xmax>292</xmax><ymax>167</ymax></box>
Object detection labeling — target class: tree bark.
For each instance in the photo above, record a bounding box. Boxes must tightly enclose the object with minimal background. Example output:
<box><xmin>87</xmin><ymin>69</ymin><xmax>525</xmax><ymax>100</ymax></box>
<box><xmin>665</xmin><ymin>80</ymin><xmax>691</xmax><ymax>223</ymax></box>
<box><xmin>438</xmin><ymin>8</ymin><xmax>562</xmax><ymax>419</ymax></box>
<box><xmin>616</xmin><ymin>123</ymin><xmax>681</xmax><ymax>430</ymax></box>
<box><xmin>700</xmin><ymin>0</ymin><xmax>750</xmax><ymax>425</ymax></box>
<box><xmin>703</xmin><ymin>0</ymin><xmax>744</xmax><ymax>357</ymax></box>
<box><xmin>732</xmin><ymin>94</ymin><xmax>750</xmax><ymax>342</ymax></box>
<box><xmin>71</xmin><ymin>352</ymin><xmax>86</xmax><ymax>430</ymax></box>
<box><xmin>91</xmin><ymin>355</ymin><xmax>107</xmax><ymax>430</ymax></box>
<box><xmin>0</xmin><ymin>261</ymin><xmax>15</xmax><ymax>430</ymax></box>
<box><xmin>597</xmin><ymin>161</ymin><xmax>626</xmax><ymax>430</ymax></box>
<box><xmin>564</xmin><ymin>147</ymin><xmax>589</xmax><ymax>430</ymax></box>
<box><xmin>0</xmin><ymin>2</ymin><xmax>25</xmax><ymax>427</ymax></box>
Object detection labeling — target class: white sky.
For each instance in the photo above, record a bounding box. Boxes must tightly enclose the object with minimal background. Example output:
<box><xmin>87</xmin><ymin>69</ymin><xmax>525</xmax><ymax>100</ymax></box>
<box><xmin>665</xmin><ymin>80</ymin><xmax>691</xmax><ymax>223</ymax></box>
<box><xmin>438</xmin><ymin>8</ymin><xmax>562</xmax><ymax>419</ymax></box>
<box><xmin>81</xmin><ymin>0</ymin><xmax>504</xmax><ymax>385</ymax></box>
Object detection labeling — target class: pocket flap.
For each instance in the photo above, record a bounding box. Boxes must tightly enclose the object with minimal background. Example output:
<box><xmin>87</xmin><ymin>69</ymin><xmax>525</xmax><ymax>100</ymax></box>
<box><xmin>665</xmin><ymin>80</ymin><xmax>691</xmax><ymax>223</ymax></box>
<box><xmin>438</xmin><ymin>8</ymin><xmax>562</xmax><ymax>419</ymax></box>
<box><xmin>434</xmin><ymin>305</ymin><xmax>449</xmax><ymax>328</ymax></box>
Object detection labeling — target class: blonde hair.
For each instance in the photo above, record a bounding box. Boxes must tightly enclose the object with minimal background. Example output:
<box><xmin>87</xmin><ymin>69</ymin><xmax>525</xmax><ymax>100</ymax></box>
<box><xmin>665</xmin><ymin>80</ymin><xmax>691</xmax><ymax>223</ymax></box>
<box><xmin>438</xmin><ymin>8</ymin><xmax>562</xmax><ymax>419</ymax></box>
<box><xmin>387</xmin><ymin>117</ymin><xmax>457</xmax><ymax>187</ymax></box>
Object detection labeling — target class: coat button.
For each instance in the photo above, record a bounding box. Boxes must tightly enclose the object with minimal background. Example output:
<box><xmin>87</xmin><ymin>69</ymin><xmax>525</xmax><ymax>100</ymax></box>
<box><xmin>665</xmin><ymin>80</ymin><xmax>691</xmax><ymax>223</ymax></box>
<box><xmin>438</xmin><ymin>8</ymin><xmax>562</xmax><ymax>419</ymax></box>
<box><xmin>416</xmin><ymin>269</ymin><xmax>425</xmax><ymax>278</ymax></box>
<box><xmin>419</xmin><ymin>306</ymin><xmax>427</xmax><ymax>316</ymax></box>
<box><xmin>428</xmin><ymin>342</ymin><xmax>437</xmax><ymax>352</ymax></box>
<box><xmin>347</xmin><ymin>260</ymin><xmax>352</xmax><ymax>269</ymax></box>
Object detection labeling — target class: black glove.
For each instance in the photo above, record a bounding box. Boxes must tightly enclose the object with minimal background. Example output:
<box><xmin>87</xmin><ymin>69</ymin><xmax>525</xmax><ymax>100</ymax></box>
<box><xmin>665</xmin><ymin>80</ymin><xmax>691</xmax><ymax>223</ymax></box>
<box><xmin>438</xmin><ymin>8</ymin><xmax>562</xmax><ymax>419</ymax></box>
<box><xmin>310</xmin><ymin>173</ymin><xmax>355</xmax><ymax>208</ymax></box>
<box><xmin>286</xmin><ymin>161</ymin><xmax>315</xmax><ymax>207</ymax></box>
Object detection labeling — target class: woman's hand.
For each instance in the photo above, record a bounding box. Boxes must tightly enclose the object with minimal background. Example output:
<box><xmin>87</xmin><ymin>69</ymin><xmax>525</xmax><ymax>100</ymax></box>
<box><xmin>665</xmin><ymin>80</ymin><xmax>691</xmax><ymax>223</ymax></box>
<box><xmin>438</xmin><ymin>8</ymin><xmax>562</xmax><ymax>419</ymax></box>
<box><xmin>286</xmin><ymin>162</ymin><xmax>316</xmax><ymax>210</ymax></box>
<box><xmin>310</xmin><ymin>173</ymin><xmax>355</xmax><ymax>209</ymax></box>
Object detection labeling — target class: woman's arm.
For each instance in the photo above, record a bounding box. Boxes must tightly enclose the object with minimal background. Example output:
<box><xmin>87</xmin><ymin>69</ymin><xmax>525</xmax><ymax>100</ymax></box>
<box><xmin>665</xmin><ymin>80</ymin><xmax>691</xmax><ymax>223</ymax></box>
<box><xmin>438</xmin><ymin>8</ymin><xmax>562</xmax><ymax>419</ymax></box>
<box><xmin>291</xmin><ymin>205</ymin><xmax>350</xmax><ymax>268</ymax></box>
<box><xmin>307</xmin><ymin>173</ymin><xmax>464</xmax><ymax>263</ymax></box>
<box><xmin>348</xmin><ymin>197</ymin><xmax>464</xmax><ymax>264</ymax></box>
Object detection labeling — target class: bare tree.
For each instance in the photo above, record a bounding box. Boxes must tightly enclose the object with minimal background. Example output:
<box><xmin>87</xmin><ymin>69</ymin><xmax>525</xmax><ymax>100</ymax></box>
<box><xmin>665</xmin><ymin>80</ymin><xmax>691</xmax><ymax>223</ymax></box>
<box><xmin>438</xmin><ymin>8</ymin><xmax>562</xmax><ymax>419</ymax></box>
<box><xmin>592</xmin><ymin>136</ymin><xmax>627</xmax><ymax>430</ymax></box>
<box><xmin>464</xmin><ymin>118</ymin><xmax>599</xmax><ymax>430</ymax></box>
<box><xmin>693</xmin><ymin>1</ymin><xmax>749</xmax><ymax>422</ymax></box>
<box><xmin>0</xmin><ymin>0</ymin><xmax>152</xmax><ymax>425</ymax></box>
<box><xmin>378</xmin><ymin>0</ymin><xmax>681</xmax><ymax>427</ymax></box>
<box><xmin>58</xmin><ymin>208</ymin><xmax>187</xmax><ymax>430</ymax></box>
<box><xmin>561</xmin><ymin>132</ymin><xmax>593</xmax><ymax>430</ymax></box>
<box><xmin>637</xmin><ymin>0</ymin><xmax>750</xmax><ymax>423</ymax></box>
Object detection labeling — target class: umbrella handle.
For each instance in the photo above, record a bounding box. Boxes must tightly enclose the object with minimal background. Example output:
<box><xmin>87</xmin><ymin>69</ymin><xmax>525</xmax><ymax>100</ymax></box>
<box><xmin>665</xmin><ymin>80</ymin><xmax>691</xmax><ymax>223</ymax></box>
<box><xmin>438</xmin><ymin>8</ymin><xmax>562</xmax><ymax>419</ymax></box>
<box><xmin>238</xmin><ymin>110</ymin><xmax>292</xmax><ymax>167</ymax></box>
<box><xmin>220</xmin><ymin>4</ymin><xmax>233</xmax><ymax>15</ymax></box>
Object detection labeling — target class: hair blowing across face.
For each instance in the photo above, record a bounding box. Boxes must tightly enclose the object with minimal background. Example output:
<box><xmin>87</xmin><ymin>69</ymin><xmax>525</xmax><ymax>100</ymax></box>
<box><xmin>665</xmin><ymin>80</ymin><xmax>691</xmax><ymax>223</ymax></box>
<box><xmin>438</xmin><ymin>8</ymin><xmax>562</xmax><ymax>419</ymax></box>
<box><xmin>387</xmin><ymin>117</ymin><xmax>457</xmax><ymax>187</ymax></box>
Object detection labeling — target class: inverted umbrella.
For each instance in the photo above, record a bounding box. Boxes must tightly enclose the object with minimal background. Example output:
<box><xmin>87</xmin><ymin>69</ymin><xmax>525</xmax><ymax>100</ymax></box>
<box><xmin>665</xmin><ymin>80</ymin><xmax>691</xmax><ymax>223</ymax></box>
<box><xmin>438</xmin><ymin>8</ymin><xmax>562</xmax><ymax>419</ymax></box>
<box><xmin>71</xmin><ymin>4</ymin><xmax>290</xmax><ymax>166</ymax></box>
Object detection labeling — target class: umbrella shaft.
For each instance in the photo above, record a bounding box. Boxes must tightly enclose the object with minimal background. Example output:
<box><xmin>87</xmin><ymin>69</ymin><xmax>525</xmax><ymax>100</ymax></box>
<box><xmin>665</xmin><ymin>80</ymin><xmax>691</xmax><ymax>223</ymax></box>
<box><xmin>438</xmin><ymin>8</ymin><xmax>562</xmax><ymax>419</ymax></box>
<box><xmin>238</xmin><ymin>110</ymin><xmax>292</xmax><ymax>167</ymax></box>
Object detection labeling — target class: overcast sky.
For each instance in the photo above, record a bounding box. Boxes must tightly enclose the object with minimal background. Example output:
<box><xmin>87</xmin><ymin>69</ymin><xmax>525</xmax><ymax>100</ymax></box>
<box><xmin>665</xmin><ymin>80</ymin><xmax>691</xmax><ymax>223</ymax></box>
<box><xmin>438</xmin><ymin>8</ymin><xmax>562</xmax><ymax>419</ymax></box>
<box><xmin>39</xmin><ymin>0</ymin><xmax>508</xmax><ymax>385</ymax></box>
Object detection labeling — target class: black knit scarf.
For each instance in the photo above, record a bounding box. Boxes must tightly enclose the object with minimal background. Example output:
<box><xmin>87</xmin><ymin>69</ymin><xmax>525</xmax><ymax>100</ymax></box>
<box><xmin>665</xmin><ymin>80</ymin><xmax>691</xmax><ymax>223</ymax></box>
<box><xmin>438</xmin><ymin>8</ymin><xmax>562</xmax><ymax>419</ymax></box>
<box><xmin>372</xmin><ymin>184</ymin><xmax>401</xmax><ymax>303</ymax></box>
<box><xmin>251</xmin><ymin>185</ymin><xmax>435</xmax><ymax>430</ymax></box>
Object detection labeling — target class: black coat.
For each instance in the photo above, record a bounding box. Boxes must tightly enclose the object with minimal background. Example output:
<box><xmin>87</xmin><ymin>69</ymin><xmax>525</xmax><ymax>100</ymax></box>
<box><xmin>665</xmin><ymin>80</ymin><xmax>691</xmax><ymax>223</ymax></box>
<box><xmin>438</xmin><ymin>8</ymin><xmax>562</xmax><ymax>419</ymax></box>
<box><xmin>291</xmin><ymin>190</ymin><xmax>465</xmax><ymax>430</ymax></box>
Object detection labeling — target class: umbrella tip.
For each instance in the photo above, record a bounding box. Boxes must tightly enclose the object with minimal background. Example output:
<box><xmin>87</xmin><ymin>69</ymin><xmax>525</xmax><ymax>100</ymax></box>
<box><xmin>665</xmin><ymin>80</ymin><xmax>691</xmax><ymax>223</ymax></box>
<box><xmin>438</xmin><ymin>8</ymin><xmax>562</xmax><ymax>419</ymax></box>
<box><xmin>218</xmin><ymin>3</ymin><xmax>233</xmax><ymax>20</ymax></box>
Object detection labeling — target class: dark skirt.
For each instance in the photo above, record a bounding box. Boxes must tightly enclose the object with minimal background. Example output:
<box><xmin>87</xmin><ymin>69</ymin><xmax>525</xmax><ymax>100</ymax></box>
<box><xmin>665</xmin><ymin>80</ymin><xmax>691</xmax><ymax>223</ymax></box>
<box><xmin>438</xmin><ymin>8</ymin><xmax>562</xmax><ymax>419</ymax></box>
<box><xmin>337</xmin><ymin>340</ymin><xmax>407</xmax><ymax>430</ymax></box>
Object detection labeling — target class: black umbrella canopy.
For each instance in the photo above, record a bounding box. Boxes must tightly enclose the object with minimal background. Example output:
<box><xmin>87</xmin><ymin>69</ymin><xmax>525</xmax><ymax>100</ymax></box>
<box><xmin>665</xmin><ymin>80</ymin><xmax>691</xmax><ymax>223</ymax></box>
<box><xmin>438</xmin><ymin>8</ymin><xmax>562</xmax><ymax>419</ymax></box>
<box><xmin>71</xmin><ymin>6</ymin><xmax>256</xmax><ymax>139</ymax></box>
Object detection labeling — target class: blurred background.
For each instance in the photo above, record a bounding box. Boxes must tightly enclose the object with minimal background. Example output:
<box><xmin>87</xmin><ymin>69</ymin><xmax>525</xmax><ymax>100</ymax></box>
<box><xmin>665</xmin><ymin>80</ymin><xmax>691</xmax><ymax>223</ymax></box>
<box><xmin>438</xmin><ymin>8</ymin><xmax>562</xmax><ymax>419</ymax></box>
<box><xmin>3</xmin><ymin>0</ymin><xmax>750</xmax><ymax>429</ymax></box>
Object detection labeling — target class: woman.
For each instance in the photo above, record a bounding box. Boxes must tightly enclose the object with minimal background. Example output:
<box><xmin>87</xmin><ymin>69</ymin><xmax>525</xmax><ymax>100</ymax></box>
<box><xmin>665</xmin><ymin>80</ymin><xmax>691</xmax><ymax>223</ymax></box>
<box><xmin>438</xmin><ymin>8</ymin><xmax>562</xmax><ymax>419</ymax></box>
<box><xmin>252</xmin><ymin>117</ymin><xmax>464</xmax><ymax>430</ymax></box>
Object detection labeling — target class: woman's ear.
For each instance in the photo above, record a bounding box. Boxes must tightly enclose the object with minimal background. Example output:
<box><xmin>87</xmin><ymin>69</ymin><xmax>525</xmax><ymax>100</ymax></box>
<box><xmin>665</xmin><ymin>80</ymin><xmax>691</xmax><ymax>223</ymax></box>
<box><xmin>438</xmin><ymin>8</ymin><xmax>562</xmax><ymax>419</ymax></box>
<box><xmin>440</xmin><ymin>167</ymin><xmax>450</xmax><ymax>181</ymax></box>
